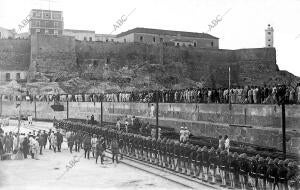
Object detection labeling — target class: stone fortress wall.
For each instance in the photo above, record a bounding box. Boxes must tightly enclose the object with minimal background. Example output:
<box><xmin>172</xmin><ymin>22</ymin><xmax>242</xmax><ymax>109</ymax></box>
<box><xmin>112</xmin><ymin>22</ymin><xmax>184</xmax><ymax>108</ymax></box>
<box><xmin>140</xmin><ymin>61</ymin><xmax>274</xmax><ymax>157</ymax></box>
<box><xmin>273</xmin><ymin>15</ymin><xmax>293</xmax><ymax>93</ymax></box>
<box><xmin>0</xmin><ymin>36</ymin><xmax>280</xmax><ymax>87</ymax></box>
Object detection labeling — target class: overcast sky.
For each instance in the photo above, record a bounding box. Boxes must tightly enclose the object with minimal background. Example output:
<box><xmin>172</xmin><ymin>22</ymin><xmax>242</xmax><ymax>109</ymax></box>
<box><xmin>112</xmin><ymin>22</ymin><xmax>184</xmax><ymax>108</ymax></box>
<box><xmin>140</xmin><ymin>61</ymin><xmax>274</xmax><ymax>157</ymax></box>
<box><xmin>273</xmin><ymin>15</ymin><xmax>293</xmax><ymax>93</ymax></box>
<box><xmin>0</xmin><ymin>0</ymin><xmax>299</xmax><ymax>77</ymax></box>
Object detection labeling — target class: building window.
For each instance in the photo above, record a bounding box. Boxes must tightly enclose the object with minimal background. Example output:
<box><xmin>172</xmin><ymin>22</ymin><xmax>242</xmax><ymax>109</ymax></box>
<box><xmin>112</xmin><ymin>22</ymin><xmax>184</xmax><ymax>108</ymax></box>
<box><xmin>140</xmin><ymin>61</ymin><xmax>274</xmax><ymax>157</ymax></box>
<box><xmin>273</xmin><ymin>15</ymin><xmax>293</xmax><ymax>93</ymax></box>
<box><xmin>89</xmin><ymin>37</ymin><xmax>92</xmax><ymax>41</ymax></box>
<box><xmin>16</xmin><ymin>73</ymin><xmax>21</xmax><ymax>80</ymax></box>
<box><xmin>35</xmin><ymin>21</ymin><xmax>40</xmax><ymax>27</ymax></box>
<box><xmin>124</xmin><ymin>39</ymin><xmax>126</xmax><ymax>43</ymax></box>
<box><xmin>268</xmin><ymin>32</ymin><xmax>271</xmax><ymax>35</ymax></box>
<box><xmin>44</xmin><ymin>12</ymin><xmax>50</xmax><ymax>19</ymax></box>
<box><xmin>211</xmin><ymin>42</ymin><xmax>214</xmax><ymax>47</ymax></box>
<box><xmin>106</xmin><ymin>39</ymin><xmax>108</xmax><ymax>42</ymax></box>
<box><xmin>153</xmin><ymin>37</ymin><xmax>156</xmax><ymax>42</ymax></box>
<box><xmin>53</xmin><ymin>13</ymin><xmax>61</xmax><ymax>20</ymax></box>
<box><xmin>84</xmin><ymin>37</ymin><xmax>87</xmax><ymax>41</ymax></box>
<box><xmin>35</xmin><ymin>12</ymin><xmax>41</xmax><ymax>18</ymax></box>
<box><xmin>36</xmin><ymin>29</ymin><xmax>40</xmax><ymax>33</ymax></box>
<box><xmin>160</xmin><ymin>38</ymin><xmax>163</xmax><ymax>42</ymax></box>
<box><xmin>194</xmin><ymin>42</ymin><xmax>197</xmax><ymax>47</ymax></box>
<box><xmin>5</xmin><ymin>73</ymin><xmax>10</xmax><ymax>81</ymax></box>
<box><xmin>176</xmin><ymin>43</ymin><xmax>180</xmax><ymax>46</ymax></box>
<box><xmin>54</xmin><ymin>30</ymin><xmax>58</xmax><ymax>35</ymax></box>
<box><xmin>268</xmin><ymin>39</ymin><xmax>271</xmax><ymax>41</ymax></box>
<box><xmin>268</xmin><ymin>45</ymin><xmax>270</xmax><ymax>47</ymax></box>
<box><xmin>111</xmin><ymin>39</ymin><xmax>114</xmax><ymax>42</ymax></box>
<box><xmin>54</xmin><ymin>22</ymin><xmax>58</xmax><ymax>27</ymax></box>
<box><xmin>45</xmin><ymin>29</ymin><xmax>49</xmax><ymax>34</ymax></box>
<box><xmin>140</xmin><ymin>36</ymin><xmax>143</xmax><ymax>42</ymax></box>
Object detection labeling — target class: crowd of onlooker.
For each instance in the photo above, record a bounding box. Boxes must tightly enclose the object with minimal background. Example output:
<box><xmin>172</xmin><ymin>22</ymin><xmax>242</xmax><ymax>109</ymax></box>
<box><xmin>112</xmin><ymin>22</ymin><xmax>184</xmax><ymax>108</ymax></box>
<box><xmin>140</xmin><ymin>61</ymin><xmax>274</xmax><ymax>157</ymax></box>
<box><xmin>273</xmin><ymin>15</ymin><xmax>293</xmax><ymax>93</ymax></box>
<box><xmin>1</xmin><ymin>85</ymin><xmax>300</xmax><ymax>104</ymax></box>
<box><xmin>0</xmin><ymin>125</ymin><xmax>64</xmax><ymax>160</ymax></box>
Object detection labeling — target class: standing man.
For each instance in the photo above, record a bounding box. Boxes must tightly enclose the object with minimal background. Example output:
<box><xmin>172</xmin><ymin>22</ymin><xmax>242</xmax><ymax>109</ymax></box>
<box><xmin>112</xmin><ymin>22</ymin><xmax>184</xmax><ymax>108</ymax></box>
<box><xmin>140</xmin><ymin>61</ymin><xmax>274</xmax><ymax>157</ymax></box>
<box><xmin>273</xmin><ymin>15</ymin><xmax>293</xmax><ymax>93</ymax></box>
<box><xmin>65</xmin><ymin>130</ymin><xmax>72</xmax><ymax>148</ymax></box>
<box><xmin>28</xmin><ymin>114</ymin><xmax>33</xmax><ymax>126</ymax></box>
<box><xmin>224</xmin><ymin>135</ymin><xmax>230</xmax><ymax>153</ymax></box>
<box><xmin>91</xmin><ymin>134</ymin><xmax>97</xmax><ymax>158</ymax></box>
<box><xmin>95</xmin><ymin>137</ymin><xmax>106</xmax><ymax>164</ymax></box>
<box><xmin>179</xmin><ymin>127</ymin><xmax>185</xmax><ymax>142</ymax></box>
<box><xmin>37</xmin><ymin>134</ymin><xmax>44</xmax><ymax>155</ymax></box>
<box><xmin>68</xmin><ymin>132</ymin><xmax>75</xmax><ymax>153</ymax></box>
<box><xmin>48</xmin><ymin>129</ymin><xmax>52</xmax><ymax>150</ymax></box>
<box><xmin>42</xmin><ymin>130</ymin><xmax>48</xmax><ymax>149</ymax></box>
<box><xmin>218</xmin><ymin>135</ymin><xmax>225</xmax><ymax>150</ymax></box>
<box><xmin>22</xmin><ymin>137</ymin><xmax>30</xmax><ymax>158</ymax></box>
<box><xmin>184</xmin><ymin>127</ymin><xmax>190</xmax><ymax>142</ymax></box>
<box><xmin>111</xmin><ymin>137</ymin><xmax>119</xmax><ymax>166</ymax></box>
<box><xmin>83</xmin><ymin>133</ymin><xmax>91</xmax><ymax>159</ymax></box>
<box><xmin>50</xmin><ymin>131</ymin><xmax>57</xmax><ymax>153</ymax></box>
<box><xmin>56</xmin><ymin>131</ymin><xmax>63</xmax><ymax>152</ymax></box>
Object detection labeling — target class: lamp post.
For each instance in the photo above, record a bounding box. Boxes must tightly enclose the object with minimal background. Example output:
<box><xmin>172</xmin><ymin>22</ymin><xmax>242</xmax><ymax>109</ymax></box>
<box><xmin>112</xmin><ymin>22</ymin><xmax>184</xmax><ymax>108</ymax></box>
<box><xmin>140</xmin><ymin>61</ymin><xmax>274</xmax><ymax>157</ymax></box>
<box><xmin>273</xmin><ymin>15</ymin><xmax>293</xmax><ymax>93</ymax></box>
<box><xmin>155</xmin><ymin>90</ymin><xmax>159</xmax><ymax>139</ymax></box>
<box><xmin>281</xmin><ymin>101</ymin><xmax>286</xmax><ymax>159</ymax></box>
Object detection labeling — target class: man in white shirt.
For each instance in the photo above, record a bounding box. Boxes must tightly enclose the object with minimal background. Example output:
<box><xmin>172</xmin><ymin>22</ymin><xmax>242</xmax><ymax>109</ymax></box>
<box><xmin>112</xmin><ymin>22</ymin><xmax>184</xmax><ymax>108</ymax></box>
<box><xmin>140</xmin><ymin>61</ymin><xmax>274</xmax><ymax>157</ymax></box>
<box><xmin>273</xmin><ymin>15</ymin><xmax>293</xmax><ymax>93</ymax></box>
<box><xmin>224</xmin><ymin>135</ymin><xmax>230</xmax><ymax>153</ymax></box>
<box><xmin>184</xmin><ymin>127</ymin><xmax>190</xmax><ymax>142</ymax></box>
<box><xmin>91</xmin><ymin>134</ymin><xmax>97</xmax><ymax>158</ymax></box>
<box><xmin>28</xmin><ymin>115</ymin><xmax>33</xmax><ymax>126</ymax></box>
<box><xmin>150</xmin><ymin>104</ymin><xmax>155</xmax><ymax>118</ymax></box>
<box><xmin>179</xmin><ymin>127</ymin><xmax>185</xmax><ymax>142</ymax></box>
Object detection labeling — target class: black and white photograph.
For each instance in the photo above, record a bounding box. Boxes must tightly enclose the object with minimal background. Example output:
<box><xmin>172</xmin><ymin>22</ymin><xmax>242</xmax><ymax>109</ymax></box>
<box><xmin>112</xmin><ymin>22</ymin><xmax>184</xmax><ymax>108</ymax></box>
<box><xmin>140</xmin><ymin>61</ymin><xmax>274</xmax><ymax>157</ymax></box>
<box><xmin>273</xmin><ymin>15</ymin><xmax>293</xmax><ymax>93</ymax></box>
<box><xmin>0</xmin><ymin>0</ymin><xmax>299</xmax><ymax>189</ymax></box>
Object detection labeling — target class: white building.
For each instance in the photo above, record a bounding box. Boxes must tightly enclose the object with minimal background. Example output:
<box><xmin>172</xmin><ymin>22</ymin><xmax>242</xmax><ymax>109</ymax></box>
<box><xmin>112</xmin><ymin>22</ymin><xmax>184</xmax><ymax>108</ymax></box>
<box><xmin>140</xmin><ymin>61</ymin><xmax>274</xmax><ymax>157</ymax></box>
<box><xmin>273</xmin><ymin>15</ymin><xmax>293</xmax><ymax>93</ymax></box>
<box><xmin>15</xmin><ymin>32</ymin><xmax>30</xmax><ymax>39</ymax></box>
<box><xmin>63</xmin><ymin>29</ymin><xmax>95</xmax><ymax>41</ymax></box>
<box><xmin>95</xmin><ymin>34</ymin><xmax>117</xmax><ymax>42</ymax></box>
<box><xmin>0</xmin><ymin>26</ymin><xmax>16</xmax><ymax>39</ymax></box>
<box><xmin>0</xmin><ymin>70</ymin><xmax>27</xmax><ymax>82</ymax></box>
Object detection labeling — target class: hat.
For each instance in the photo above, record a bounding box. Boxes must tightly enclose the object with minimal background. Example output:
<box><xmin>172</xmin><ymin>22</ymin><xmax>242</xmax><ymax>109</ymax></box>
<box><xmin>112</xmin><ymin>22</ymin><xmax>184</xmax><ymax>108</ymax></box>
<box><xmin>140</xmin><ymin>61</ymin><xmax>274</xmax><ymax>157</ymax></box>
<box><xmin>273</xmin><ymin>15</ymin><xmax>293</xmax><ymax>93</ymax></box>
<box><xmin>180</xmin><ymin>127</ymin><xmax>184</xmax><ymax>129</ymax></box>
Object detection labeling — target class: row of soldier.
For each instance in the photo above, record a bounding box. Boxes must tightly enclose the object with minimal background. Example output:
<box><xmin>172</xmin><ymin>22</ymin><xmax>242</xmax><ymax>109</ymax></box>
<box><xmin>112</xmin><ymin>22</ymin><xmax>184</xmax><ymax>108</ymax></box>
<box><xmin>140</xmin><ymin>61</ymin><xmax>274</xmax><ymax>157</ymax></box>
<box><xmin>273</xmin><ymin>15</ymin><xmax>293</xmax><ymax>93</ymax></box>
<box><xmin>55</xmin><ymin>120</ymin><xmax>299</xmax><ymax>190</ymax></box>
<box><xmin>2</xmin><ymin>84</ymin><xmax>300</xmax><ymax>104</ymax></box>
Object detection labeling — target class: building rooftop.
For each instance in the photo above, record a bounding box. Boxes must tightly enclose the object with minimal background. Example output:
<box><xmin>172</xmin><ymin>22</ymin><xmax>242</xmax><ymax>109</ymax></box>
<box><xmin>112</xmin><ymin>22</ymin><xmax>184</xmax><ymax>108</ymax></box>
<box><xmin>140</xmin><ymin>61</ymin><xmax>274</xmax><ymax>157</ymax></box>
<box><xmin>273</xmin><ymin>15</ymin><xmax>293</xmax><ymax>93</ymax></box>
<box><xmin>31</xmin><ymin>9</ymin><xmax>62</xmax><ymax>13</ymax></box>
<box><xmin>116</xmin><ymin>27</ymin><xmax>219</xmax><ymax>39</ymax></box>
<box><xmin>64</xmin><ymin>29</ymin><xmax>95</xmax><ymax>33</ymax></box>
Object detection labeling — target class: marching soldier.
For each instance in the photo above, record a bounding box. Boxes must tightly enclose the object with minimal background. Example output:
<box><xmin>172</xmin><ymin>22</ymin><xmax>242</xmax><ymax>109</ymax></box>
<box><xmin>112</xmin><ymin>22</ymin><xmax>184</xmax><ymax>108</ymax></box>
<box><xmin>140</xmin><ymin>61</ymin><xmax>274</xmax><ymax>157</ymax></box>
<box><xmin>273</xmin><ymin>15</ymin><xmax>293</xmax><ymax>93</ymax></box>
<box><xmin>173</xmin><ymin>141</ymin><xmax>180</xmax><ymax>172</ymax></box>
<box><xmin>239</xmin><ymin>153</ymin><xmax>250</xmax><ymax>190</ymax></box>
<box><xmin>195</xmin><ymin>147</ymin><xmax>203</xmax><ymax>180</ymax></box>
<box><xmin>202</xmin><ymin>146</ymin><xmax>209</xmax><ymax>182</ymax></box>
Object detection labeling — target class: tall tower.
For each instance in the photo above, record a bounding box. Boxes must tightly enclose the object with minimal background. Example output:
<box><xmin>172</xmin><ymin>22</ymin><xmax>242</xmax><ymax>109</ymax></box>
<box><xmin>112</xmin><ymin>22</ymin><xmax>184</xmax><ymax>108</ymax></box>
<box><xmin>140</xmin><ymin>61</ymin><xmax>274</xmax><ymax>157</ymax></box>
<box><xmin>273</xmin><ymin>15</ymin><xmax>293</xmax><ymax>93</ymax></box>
<box><xmin>265</xmin><ymin>24</ymin><xmax>274</xmax><ymax>47</ymax></box>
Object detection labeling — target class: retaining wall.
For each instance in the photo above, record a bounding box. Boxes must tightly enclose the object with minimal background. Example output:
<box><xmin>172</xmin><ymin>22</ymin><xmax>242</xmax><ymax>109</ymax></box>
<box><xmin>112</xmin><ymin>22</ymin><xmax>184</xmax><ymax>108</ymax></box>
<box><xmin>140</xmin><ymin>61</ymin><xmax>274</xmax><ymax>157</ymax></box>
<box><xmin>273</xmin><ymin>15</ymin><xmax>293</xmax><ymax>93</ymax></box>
<box><xmin>1</xmin><ymin>100</ymin><xmax>299</xmax><ymax>154</ymax></box>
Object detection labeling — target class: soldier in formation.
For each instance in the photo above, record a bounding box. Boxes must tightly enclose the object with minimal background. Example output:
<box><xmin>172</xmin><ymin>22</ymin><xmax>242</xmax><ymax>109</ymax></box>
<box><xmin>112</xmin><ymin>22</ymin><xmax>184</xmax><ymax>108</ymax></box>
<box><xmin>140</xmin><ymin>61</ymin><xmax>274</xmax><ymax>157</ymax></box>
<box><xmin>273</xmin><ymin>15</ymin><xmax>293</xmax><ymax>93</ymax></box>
<box><xmin>55</xmin><ymin>120</ymin><xmax>299</xmax><ymax>190</ymax></box>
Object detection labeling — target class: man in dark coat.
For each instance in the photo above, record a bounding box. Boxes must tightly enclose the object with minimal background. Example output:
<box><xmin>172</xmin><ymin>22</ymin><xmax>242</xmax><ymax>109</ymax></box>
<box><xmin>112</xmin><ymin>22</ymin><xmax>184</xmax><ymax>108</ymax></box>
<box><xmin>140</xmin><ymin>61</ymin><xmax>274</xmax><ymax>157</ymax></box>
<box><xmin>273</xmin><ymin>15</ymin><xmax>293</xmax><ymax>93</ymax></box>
<box><xmin>37</xmin><ymin>134</ymin><xmax>44</xmax><ymax>155</ymax></box>
<box><xmin>96</xmin><ymin>138</ymin><xmax>106</xmax><ymax>164</ymax></box>
<box><xmin>83</xmin><ymin>133</ymin><xmax>91</xmax><ymax>159</ymax></box>
<box><xmin>56</xmin><ymin>131</ymin><xmax>63</xmax><ymax>152</ymax></box>
<box><xmin>22</xmin><ymin>137</ymin><xmax>30</xmax><ymax>159</ymax></box>
<box><xmin>42</xmin><ymin>130</ymin><xmax>48</xmax><ymax>149</ymax></box>
<box><xmin>68</xmin><ymin>132</ymin><xmax>75</xmax><ymax>153</ymax></box>
<box><xmin>111</xmin><ymin>137</ymin><xmax>119</xmax><ymax>165</ymax></box>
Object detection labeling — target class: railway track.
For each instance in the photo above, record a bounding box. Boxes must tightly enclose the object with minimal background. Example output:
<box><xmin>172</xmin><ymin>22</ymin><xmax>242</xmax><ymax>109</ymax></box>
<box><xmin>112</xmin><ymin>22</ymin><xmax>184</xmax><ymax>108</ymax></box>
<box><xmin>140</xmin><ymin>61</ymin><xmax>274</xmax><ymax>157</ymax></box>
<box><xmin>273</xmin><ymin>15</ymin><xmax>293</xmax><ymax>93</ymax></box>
<box><xmin>104</xmin><ymin>150</ymin><xmax>221</xmax><ymax>190</ymax></box>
